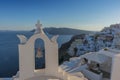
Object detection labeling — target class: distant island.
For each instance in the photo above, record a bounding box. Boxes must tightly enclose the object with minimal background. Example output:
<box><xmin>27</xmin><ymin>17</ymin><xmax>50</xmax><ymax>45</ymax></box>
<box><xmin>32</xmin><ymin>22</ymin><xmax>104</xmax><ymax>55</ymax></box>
<box><xmin>31</xmin><ymin>27</ymin><xmax>93</xmax><ymax>35</ymax></box>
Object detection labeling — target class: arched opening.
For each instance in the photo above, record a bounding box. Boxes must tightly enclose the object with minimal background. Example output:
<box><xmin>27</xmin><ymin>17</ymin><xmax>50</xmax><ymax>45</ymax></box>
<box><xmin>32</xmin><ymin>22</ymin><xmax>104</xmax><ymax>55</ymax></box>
<box><xmin>34</xmin><ymin>38</ymin><xmax>45</xmax><ymax>69</ymax></box>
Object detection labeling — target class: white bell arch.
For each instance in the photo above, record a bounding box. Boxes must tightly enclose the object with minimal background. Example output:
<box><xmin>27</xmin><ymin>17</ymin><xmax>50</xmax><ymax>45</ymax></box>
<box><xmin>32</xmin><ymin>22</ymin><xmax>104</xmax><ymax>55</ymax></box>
<box><xmin>17</xmin><ymin>21</ymin><xmax>59</xmax><ymax>80</ymax></box>
<box><xmin>13</xmin><ymin>21</ymin><xmax>89</xmax><ymax>80</ymax></box>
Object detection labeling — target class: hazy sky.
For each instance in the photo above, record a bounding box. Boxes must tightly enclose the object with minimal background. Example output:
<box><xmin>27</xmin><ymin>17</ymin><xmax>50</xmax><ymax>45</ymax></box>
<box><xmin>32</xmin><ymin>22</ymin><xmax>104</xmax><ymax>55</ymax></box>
<box><xmin>0</xmin><ymin>0</ymin><xmax>120</xmax><ymax>31</ymax></box>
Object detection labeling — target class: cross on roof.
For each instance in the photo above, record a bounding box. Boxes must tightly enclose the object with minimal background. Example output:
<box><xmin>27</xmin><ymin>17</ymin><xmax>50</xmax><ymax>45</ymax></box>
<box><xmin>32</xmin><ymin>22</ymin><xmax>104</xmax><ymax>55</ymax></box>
<box><xmin>35</xmin><ymin>20</ymin><xmax>42</xmax><ymax>28</ymax></box>
<box><xmin>35</xmin><ymin>20</ymin><xmax>43</xmax><ymax>34</ymax></box>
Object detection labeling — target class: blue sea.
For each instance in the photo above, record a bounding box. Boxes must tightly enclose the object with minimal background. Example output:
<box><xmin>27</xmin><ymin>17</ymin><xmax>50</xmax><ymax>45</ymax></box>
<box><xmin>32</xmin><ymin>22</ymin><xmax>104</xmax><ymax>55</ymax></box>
<box><xmin>0</xmin><ymin>31</ymin><xmax>72</xmax><ymax>77</ymax></box>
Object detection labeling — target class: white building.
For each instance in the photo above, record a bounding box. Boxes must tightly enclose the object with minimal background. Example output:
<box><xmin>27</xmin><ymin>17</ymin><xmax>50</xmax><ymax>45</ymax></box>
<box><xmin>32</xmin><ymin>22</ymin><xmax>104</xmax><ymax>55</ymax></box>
<box><xmin>112</xmin><ymin>32</ymin><xmax>120</xmax><ymax>49</ymax></box>
<box><xmin>61</xmin><ymin>48</ymin><xmax>120</xmax><ymax>80</ymax></box>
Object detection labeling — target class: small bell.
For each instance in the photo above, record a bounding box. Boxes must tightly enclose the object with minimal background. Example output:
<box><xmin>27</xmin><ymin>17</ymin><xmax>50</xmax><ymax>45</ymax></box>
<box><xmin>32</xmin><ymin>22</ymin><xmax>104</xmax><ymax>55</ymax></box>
<box><xmin>36</xmin><ymin>47</ymin><xmax>43</xmax><ymax>58</ymax></box>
